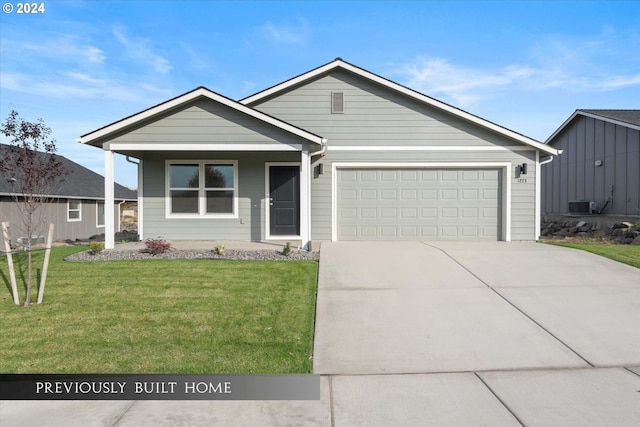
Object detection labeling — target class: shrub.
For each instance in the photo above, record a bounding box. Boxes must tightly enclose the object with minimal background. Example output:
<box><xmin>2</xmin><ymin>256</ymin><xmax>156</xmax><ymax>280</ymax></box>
<box><xmin>89</xmin><ymin>242</ymin><xmax>104</xmax><ymax>255</ymax></box>
<box><xmin>282</xmin><ymin>242</ymin><xmax>291</xmax><ymax>256</ymax></box>
<box><xmin>214</xmin><ymin>243</ymin><xmax>226</xmax><ymax>256</ymax></box>
<box><xmin>143</xmin><ymin>238</ymin><xmax>172</xmax><ymax>256</ymax></box>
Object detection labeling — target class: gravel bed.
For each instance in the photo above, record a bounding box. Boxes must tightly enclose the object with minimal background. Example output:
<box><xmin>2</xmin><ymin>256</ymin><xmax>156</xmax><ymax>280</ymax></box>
<box><xmin>64</xmin><ymin>248</ymin><xmax>319</xmax><ymax>262</ymax></box>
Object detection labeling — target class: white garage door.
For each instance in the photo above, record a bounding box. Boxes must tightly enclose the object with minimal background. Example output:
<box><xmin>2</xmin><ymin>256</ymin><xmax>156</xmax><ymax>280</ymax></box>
<box><xmin>337</xmin><ymin>168</ymin><xmax>501</xmax><ymax>240</ymax></box>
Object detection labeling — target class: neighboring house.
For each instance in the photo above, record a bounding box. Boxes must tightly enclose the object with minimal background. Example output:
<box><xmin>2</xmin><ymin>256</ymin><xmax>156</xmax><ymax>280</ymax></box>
<box><xmin>542</xmin><ymin>110</ymin><xmax>640</xmax><ymax>216</ymax></box>
<box><xmin>79</xmin><ymin>58</ymin><xmax>558</xmax><ymax>250</ymax></box>
<box><xmin>0</xmin><ymin>143</ymin><xmax>137</xmax><ymax>244</ymax></box>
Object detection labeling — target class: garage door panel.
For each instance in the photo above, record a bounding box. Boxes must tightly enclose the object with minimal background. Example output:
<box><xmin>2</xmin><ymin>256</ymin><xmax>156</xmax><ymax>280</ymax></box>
<box><xmin>337</xmin><ymin>168</ymin><xmax>501</xmax><ymax>240</ymax></box>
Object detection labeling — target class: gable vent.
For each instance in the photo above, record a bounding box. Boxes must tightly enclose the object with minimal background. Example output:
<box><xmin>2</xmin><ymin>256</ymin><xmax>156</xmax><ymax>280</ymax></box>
<box><xmin>331</xmin><ymin>92</ymin><xmax>344</xmax><ymax>114</ymax></box>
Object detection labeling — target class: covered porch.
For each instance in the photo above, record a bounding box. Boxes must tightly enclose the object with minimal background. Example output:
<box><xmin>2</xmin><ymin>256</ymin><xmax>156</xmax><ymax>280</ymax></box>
<box><xmin>78</xmin><ymin>87</ymin><xmax>326</xmax><ymax>250</ymax></box>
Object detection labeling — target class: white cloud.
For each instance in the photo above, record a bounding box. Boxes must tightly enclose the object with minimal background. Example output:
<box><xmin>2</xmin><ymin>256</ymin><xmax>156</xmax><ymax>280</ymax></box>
<box><xmin>259</xmin><ymin>19</ymin><xmax>308</xmax><ymax>44</ymax></box>
<box><xmin>0</xmin><ymin>70</ymin><xmax>172</xmax><ymax>102</ymax></box>
<box><xmin>1</xmin><ymin>35</ymin><xmax>106</xmax><ymax>64</ymax></box>
<box><xmin>113</xmin><ymin>27</ymin><xmax>172</xmax><ymax>73</ymax></box>
<box><xmin>400</xmin><ymin>57</ymin><xmax>539</xmax><ymax>107</ymax></box>
<box><xmin>397</xmin><ymin>39</ymin><xmax>640</xmax><ymax>108</ymax></box>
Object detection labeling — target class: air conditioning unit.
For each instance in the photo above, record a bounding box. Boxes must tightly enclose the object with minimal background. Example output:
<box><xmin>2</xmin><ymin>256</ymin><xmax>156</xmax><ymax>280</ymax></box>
<box><xmin>568</xmin><ymin>201</ymin><xmax>597</xmax><ymax>215</ymax></box>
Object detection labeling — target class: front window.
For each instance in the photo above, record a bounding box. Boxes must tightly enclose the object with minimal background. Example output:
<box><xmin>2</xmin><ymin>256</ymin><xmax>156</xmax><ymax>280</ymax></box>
<box><xmin>96</xmin><ymin>202</ymin><xmax>105</xmax><ymax>227</ymax></box>
<box><xmin>68</xmin><ymin>200</ymin><xmax>81</xmax><ymax>222</ymax></box>
<box><xmin>167</xmin><ymin>161</ymin><xmax>237</xmax><ymax>217</ymax></box>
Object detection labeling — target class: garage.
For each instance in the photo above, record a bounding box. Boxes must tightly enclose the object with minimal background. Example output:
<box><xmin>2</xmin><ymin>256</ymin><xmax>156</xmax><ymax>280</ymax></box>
<box><xmin>337</xmin><ymin>167</ymin><xmax>502</xmax><ymax>240</ymax></box>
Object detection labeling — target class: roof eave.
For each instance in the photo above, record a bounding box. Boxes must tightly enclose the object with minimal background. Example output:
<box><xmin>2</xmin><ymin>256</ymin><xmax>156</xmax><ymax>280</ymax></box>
<box><xmin>547</xmin><ymin>109</ymin><xmax>640</xmax><ymax>145</ymax></box>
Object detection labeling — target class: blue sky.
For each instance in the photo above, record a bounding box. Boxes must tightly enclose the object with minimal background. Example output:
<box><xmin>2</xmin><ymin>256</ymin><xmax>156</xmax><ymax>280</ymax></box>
<box><xmin>1</xmin><ymin>0</ymin><xmax>639</xmax><ymax>188</ymax></box>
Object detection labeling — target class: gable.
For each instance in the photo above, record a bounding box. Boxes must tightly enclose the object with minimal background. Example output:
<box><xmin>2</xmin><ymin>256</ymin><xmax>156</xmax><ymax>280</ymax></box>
<box><xmin>249</xmin><ymin>68</ymin><xmax>538</xmax><ymax>151</ymax></box>
<box><xmin>79</xmin><ymin>87</ymin><xmax>324</xmax><ymax>151</ymax></box>
<box><xmin>244</xmin><ymin>59</ymin><xmax>557</xmax><ymax>155</ymax></box>
<box><xmin>547</xmin><ymin>110</ymin><xmax>640</xmax><ymax>145</ymax></box>
<box><xmin>105</xmin><ymin>98</ymin><xmax>313</xmax><ymax>150</ymax></box>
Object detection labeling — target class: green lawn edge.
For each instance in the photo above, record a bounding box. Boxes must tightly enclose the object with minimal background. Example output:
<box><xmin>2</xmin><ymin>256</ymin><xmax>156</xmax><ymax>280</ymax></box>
<box><xmin>544</xmin><ymin>240</ymin><xmax>640</xmax><ymax>269</ymax></box>
<box><xmin>0</xmin><ymin>246</ymin><xmax>319</xmax><ymax>374</ymax></box>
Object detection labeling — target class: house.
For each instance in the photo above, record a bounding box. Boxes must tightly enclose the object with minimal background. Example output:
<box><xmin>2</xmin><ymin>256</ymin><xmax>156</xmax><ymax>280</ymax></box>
<box><xmin>0</xmin><ymin>143</ymin><xmax>137</xmax><ymax>245</ymax></box>
<box><xmin>78</xmin><ymin>58</ymin><xmax>559</xmax><ymax>250</ymax></box>
<box><xmin>542</xmin><ymin>110</ymin><xmax>640</xmax><ymax>216</ymax></box>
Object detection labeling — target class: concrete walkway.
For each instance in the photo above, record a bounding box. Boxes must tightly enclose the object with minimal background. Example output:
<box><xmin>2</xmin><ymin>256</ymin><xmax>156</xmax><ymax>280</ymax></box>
<box><xmin>2</xmin><ymin>241</ymin><xmax>640</xmax><ymax>426</ymax></box>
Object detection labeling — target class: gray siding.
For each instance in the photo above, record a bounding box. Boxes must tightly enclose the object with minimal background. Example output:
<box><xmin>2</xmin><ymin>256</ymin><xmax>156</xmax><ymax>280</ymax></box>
<box><xmin>252</xmin><ymin>70</ymin><xmax>520</xmax><ymax>148</ymax></box>
<box><xmin>253</xmin><ymin>70</ymin><xmax>539</xmax><ymax>241</ymax></box>
<box><xmin>1</xmin><ymin>196</ymin><xmax>120</xmax><ymax>243</ymax></box>
<box><xmin>109</xmin><ymin>99</ymin><xmax>306</xmax><ymax>148</ymax></box>
<box><xmin>542</xmin><ymin>115</ymin><xmax>640</xmax><ymax>216</ymax></box>
<box><xmin>141</xmin><ymin>151</ymin><xmax>300</xmax><ymax>241</ymax></box>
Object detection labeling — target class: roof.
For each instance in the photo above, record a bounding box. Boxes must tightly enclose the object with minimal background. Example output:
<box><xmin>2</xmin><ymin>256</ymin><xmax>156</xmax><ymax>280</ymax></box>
<box><xmin>546</xmin><ymin>109</ymin><xmax>640</xmax><ymax>143</ymax></box>
<box><xmin>78</xmin><ymin>86</ymin><xmax>325</xmax><ymax>147</ymax></box>
<box><xmin>241</xmin><ymin>58</ymin><xmax>558</xmax><ymax>156</ymax></box>
<box><xmin>0</xmin><ymin>143</ymin><xmax>136</xmax><ymax>200</ymax></box>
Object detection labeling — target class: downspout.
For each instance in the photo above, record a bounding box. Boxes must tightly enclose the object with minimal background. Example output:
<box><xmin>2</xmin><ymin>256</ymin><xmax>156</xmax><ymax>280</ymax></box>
<box><xmin>539</xmin><ymin>155</ymin><xmax>554</xmax><ymax>167</ymax></box>
<box><xmin>311</xmin><ymin>139</ymin><xmax>328</xmax><ymax>159</ymax></box>
<box><xmin>126</xmin><ymin>156</ymin><xmax>142</xmax><ymax>241</ymax></box>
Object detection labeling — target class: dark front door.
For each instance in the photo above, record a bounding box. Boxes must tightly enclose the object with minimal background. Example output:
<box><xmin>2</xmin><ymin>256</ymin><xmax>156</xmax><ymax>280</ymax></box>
<box><xmin>269</xmin><ymin>166</ymin><xmax>300</xmax><ymax>236</ymax></box>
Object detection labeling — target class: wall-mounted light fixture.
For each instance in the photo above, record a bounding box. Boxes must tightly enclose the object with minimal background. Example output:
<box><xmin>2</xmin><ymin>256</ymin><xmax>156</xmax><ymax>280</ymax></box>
<box><xmin>516</xmin><ymin>163</ymin><xmax>527</xmax><ymax>177</ymax></box>
<box><xmin>595</xmin><ymin>160</ymin><xmax>603</xmax><ymax>167</ymax></box>
<box><xmin>317</xmin><ymin>163</ymin><xmax>324</xmax><ymax>175</ymax></box>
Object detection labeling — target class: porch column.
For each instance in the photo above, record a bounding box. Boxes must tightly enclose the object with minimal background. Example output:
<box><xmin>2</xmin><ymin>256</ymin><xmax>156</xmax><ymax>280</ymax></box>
<box><xmin>104</xmin><ymin>149</ymin><xmax>115</xmax><ymax>249</ymax></box>
<box><xmin>300</xmin><ymin>147</ymin><xmax>311</xmax><ymax>250</ymax></box>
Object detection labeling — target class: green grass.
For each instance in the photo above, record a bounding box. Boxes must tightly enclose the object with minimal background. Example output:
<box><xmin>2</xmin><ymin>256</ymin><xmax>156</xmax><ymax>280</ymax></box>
<box><xmin>0</xmin><ymin>246</ymin><xmax>318</xmax><ymax>374</ymax></box>
<box><xmin>546</xmin><ymin>240</ymin><xmax>640</xmax><ymax>269</ymax></box>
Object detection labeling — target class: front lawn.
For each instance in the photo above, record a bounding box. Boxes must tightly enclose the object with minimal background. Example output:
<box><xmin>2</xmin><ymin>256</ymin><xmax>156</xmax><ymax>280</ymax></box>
<box><xmin>546</xmin><ymin>240</ymin><xmax>640</xmax><ymax>269</ymax></box>
<box><xmin>0</xmin><ymin>246</ymin><xmax>318</xmax><ymax>374</ymax></box>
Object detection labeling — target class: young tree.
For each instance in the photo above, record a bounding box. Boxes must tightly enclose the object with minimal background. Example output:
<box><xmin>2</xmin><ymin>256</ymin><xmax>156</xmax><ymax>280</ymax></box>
<box><xmin>0</xmin><ymin>110</ymin><xmax>67</xmax><ymax>306</ymax></box>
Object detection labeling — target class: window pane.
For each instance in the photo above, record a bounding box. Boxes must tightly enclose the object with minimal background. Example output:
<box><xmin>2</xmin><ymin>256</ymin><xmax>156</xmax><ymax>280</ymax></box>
<box><xmin>69</xmin><ymin>201</ymin><xmax>80</xmax><ymax>210</ymax></box>
<box><xmin>206</xmin><ymin>190</ymin><xmax>233</xmax><ymax>213</ymax></box>
<box><xmin>68</xmin><ymin>210</ymin><xmax>80</xmax><ymax>220</ymax></box>
<box><xmin>205</xmin><ymin>165</ymin><xmax>234</xmax><ymax>188</ymax></box>
<box><xmin>170</xmin><ymin>164</ymin><xmax>199</xmax><ymax>188</ymax></box>
<box><xmin>171</xmin><ymin>190</ymin><xmax>199</xmax><ymax>213</ymax></box>
<box><xmin>97</xmin><ymin>203</ymin><xmax>105</xmax><ymax>226</ymax></box>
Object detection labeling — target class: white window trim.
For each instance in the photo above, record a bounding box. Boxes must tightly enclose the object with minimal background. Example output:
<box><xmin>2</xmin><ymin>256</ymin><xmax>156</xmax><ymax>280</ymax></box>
<box><xmin>165</xmin><ymin>160</ymin><xmax>238</xmax><ymax>219</ymax></box>
<box><xmin>96</xmin><ymin>201</ymin><xmax>105</xmax><ymax>228</ymax></box>
<box><xmin>331</xmin><ymin>162</ymin><xmax>512</xmax><ymax>242</ymax></box>
<box><xmin>67</xmin><ymin>200</ymin><xmax>82</xmax><ymax>222</ymax></box>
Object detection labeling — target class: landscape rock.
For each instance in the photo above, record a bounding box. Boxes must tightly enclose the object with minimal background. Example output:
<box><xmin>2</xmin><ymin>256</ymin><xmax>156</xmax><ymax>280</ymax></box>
<box><xmin>64</xmin><ymin>248</ymin><xmax>320</xmax><ymax>262</ymax></box>
<box><xmin>541</xmin><ymin>215</ymin><xmax>640</xmax><ymax>245</ymax></box>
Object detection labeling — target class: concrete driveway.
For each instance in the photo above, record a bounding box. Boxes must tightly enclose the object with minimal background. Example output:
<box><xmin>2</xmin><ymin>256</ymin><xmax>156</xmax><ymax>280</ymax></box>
<box><xmin>314</xmin><ymin>241</ymin><xmax>640</xmax><ymax>373</ymax></box>
<box><xmin>313</xmin><ymin>241</ymin><xmax>640</xmax><ymax>425</ymax></box>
